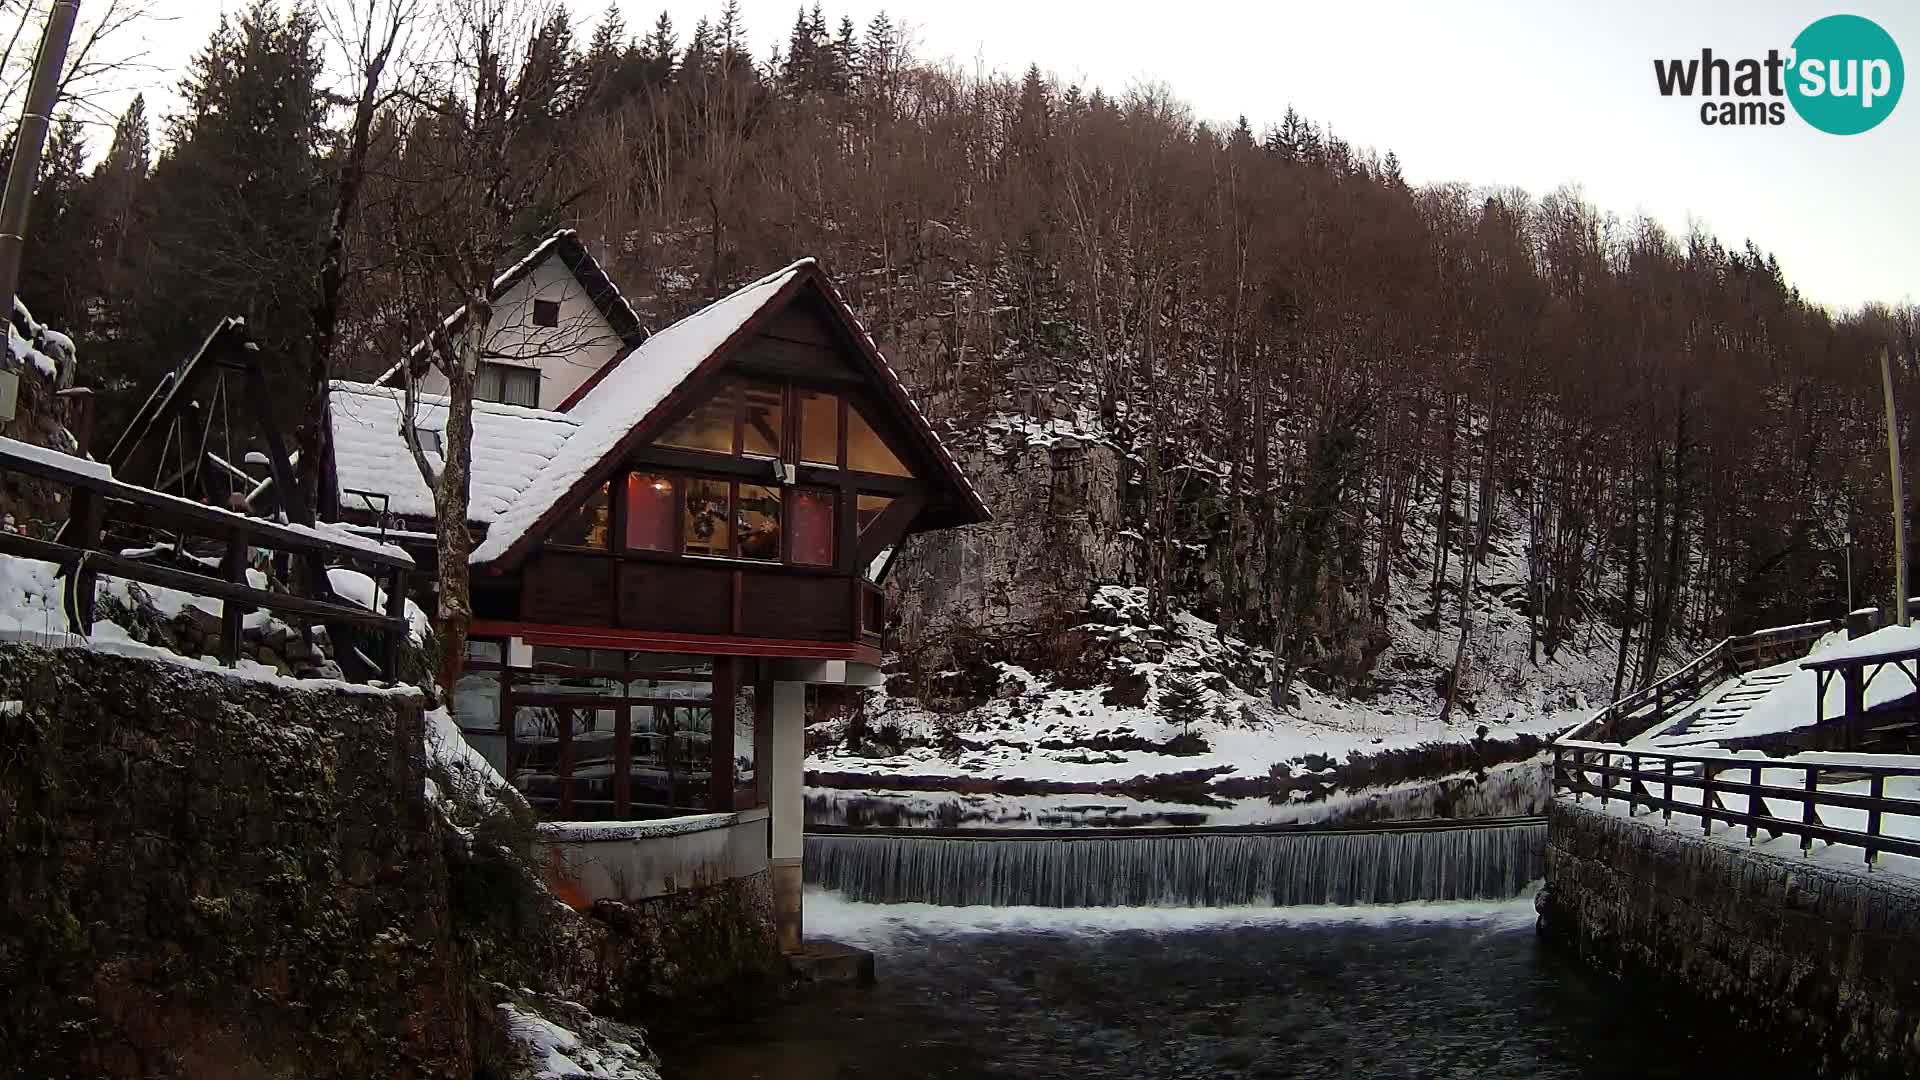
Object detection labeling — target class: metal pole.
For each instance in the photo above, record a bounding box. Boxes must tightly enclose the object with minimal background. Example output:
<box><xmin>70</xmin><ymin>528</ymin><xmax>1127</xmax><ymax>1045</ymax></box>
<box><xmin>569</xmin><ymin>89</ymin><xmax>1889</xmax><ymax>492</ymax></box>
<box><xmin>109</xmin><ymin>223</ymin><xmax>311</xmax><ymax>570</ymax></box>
<box><xmin>1882</xmin><ymin>347</ymin><xmax>1909</xmax><ymax>626</ymax></box>
<box><xmin>0</xmin><ymin>0</ymin><xmax>80</xmax><ymax>323</ymax></box>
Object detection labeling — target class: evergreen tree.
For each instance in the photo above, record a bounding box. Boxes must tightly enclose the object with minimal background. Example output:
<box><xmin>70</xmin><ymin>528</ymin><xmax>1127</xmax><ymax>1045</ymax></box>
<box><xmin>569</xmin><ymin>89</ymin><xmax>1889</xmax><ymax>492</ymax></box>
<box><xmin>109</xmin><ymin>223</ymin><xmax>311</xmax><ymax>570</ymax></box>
<box><xmin>832</xmin><ymin>15</ymin><xmax>858</xmax><ymax>95</ymax></box>
<box><xmin>639</xmin><ymin>11</ymin><xmax>676</xmax><ymax>89</ymax></box>
<box><xmin>15</xmin><ymin>118</ymin><xmax>91</xmax><ymax>329</ymax></box>
<box><xmin>1157</xmin><ymin>674</ymin><xmax>1207</xmax><ymax>735</ymax></box>
<box><xmin>108</xmin><ymin>0</ymin><xmax>328</xmax><ymax>434</ymax></box>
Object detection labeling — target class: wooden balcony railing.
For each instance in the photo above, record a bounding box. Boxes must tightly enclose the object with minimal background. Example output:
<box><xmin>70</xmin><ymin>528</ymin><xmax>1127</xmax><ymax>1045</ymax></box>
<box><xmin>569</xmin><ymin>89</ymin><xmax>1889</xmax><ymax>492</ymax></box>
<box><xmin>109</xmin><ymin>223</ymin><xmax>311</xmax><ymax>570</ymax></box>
<box><xmin>1553</xmin><ymin>739</ymin><xmax>1920</xmax><ymax>865</ymax></box>
<box><xmin>0</xmin><ymin>436</ymin><xmax>413</xmax><ymax>681</ymax></box>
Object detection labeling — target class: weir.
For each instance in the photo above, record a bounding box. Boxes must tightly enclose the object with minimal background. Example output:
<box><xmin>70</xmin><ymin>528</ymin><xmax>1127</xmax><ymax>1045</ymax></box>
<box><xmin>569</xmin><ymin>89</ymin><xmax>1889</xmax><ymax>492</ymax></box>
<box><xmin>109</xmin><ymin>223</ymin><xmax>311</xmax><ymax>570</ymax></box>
<box><xmin>804</xmin><ymin>817</ymin><xmax>1546</xmax><ymax>907</ymax></box>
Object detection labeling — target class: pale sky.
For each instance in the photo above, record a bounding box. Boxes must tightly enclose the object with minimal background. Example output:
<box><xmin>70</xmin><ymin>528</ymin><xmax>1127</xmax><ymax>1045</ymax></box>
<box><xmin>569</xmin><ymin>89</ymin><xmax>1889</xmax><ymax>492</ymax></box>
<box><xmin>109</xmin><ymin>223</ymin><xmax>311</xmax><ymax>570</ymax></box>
<box><xmin>114</xmin><ymin>0</ymin><xmax>1920</xmax><ymax>311</ymax></box>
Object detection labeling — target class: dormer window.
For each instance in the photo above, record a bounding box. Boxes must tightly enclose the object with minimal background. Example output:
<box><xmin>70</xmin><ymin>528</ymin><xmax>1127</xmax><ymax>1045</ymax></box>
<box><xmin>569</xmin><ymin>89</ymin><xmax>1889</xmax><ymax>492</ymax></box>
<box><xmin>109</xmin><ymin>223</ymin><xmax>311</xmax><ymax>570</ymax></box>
<box><xmin>532</xmin><ymin>298</ymin><xmax>561</xmax><ymax>327</ymax></box>
<box><xmin>407</xmin><ymin>423</ymin><xmax>444</xmax><ymax>456</ymax></box>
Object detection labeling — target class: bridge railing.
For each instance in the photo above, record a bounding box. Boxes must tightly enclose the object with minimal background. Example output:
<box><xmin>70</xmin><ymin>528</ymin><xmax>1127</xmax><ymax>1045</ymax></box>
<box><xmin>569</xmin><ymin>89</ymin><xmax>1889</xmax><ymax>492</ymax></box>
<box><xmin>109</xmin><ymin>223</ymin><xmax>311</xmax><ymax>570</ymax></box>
<box><xmin>1553</xmin><ymin>738</ymin><xmax>1920</xmax><ymax>865</ymax></box>
<box><xmin>1563</xmin><ymin>619</ymin><xmax>1839</xmax><ymax>745</ymax></box>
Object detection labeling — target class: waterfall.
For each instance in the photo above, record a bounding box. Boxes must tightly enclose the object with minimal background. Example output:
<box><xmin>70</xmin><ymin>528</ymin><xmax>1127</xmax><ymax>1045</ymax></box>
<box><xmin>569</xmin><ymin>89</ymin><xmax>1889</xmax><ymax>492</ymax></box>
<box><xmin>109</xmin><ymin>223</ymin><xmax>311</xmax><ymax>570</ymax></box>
<box><xmin>804</xmin><ymin>820</ymin><xmax>1546</xmax><ymax>907</ymax></box>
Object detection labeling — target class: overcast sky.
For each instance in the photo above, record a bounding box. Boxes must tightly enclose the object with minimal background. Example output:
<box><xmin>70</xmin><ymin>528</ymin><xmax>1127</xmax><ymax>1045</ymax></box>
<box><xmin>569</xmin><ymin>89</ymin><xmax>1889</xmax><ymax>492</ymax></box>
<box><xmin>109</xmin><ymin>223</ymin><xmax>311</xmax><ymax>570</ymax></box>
<box><xmin>118</xmin><ymin>0</ymin><xmax>1919</xmax><ymax>311</ymax></box>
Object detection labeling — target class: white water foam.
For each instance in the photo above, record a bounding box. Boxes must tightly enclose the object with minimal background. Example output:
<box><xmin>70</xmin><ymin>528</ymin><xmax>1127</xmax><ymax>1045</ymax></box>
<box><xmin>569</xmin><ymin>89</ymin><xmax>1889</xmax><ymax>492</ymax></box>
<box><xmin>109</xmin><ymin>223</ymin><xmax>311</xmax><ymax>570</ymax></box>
<box><xmin>803</xmin><ymin>884</ymin><xmax>1543</xmax><ymax>948</ymax></box>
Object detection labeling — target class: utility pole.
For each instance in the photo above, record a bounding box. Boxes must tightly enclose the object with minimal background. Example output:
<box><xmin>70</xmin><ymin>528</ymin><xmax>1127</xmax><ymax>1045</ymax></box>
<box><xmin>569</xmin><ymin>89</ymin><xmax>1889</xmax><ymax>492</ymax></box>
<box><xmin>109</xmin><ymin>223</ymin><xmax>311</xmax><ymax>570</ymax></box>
<box><xmin>1882</xmin><ymin>347</ymin><xmax>1908</xmax><ymax>626</ymax></box>
<box><xmin>0</xmin><ymin>0</ymin><xmax>80</xmax><ymax>323</ymax></box>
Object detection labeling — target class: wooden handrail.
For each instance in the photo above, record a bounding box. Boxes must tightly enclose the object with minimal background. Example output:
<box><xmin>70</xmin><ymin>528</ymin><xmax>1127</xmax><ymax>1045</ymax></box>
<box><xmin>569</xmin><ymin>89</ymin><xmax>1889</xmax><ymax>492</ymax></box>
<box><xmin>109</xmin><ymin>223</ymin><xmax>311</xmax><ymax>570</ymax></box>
<box><xmin>1553</xmin><ymin>740</ymin><xmax>1920</xmax><ymax>864</ymax></box>
<box><xmin>1566</xmin><ymin>619</ymin><xmax>1840</xmax><ymax>744</ymax></box>
<box><xmin>0</xmin><ymin>438</ymin><xmax>411</xmax><ymax>682</ymax></box>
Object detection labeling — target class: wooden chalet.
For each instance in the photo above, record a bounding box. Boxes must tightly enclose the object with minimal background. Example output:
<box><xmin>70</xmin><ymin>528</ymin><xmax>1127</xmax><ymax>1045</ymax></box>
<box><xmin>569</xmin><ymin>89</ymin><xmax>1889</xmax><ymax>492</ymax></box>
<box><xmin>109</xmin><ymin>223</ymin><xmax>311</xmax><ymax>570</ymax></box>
<box><xmin>324</xmin><ymin>236</ymin><xmax>987</xmax><ymax>947</ymax></box>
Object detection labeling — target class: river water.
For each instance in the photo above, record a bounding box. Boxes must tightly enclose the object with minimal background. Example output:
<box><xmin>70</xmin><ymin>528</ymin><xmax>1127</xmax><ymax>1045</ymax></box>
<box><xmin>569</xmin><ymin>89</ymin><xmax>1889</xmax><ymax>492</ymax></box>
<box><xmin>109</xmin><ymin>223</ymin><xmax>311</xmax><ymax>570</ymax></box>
<box><xmin>666</xmin><ymin>891</ymin><xmax>1811</xmax><ymax>1080</ymax></box>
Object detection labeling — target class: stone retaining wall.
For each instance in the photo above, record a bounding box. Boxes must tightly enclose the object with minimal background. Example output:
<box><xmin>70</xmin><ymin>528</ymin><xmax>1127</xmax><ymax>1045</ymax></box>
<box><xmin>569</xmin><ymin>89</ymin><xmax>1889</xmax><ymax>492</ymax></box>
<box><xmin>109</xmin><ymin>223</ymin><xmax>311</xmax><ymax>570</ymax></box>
<box><xmin>0</xmin><ymin>642</ymin><xmax>466</xmax><ymax>1079</ymax></box>
<box><xmin>1541</xmin><ymin>798</ymin><xmax>1920</xmax><ymax>1078</ymax></box>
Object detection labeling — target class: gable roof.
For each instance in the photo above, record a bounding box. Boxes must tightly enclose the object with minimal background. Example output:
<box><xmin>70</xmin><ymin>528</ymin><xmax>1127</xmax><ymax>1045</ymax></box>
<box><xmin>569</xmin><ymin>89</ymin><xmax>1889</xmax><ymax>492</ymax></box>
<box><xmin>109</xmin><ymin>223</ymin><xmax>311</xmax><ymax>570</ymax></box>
<box><xmin>377</xmin><ymin>230</ymin><xmax>644</xmax><ymax>386</ymax></box>
<box><xmin>329</xmin><ymin>380</ymin><xmax>579</xmax><ymax>524</ymax></box>
<box><xmin>468</xmin><ymin>258</ymin><xmax>990</xmax><ymax>568</ymax></box>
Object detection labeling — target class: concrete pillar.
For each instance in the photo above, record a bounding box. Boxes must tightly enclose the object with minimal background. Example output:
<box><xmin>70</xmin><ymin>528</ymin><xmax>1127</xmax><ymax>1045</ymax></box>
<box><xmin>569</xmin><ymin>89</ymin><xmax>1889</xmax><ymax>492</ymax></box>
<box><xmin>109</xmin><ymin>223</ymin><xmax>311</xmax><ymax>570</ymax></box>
<box><xmin>769</xmin><ymin>680</ymin><xmax>806</xmax><ymax>953</ymax></box>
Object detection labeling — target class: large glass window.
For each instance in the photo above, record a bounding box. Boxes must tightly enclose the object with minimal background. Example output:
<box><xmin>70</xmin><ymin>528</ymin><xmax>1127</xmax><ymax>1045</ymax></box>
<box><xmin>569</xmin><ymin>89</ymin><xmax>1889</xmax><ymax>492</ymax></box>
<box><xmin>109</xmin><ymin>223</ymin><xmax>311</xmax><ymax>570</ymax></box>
<box><xmin>683</xmin><ymin>478</ymin><xmax>732</xmax><ymax>556</ymax></box>
<box><xmin>625</xmin><ymin>472</ymin><xmax>677</xmax><ymax>552</ymax></box>
<box><xmin>737</xmin><ymin>484</ymin><xmax>783</xmax><ymax>560</ymax></box>
<box><xmin>742</xmin><ymin>383</ymin><xmax>784</xmax><ymax>458</ymax></box>
<box><xmin>550</xmin><ymin>481</ymin><xmax>610</xmax><ymax>547</ymax></box>
<box><xmin>792</xmin><ymin>489</ymin><xmax>836</xmax><ymax>566</ymax></box>
<box><xmin>848</xmin><ymin>406</ymin><xmax>911</xmax><ymax>476</ymax></box>
<box><xmin>660</xmin><ymin>384</ymin><xmax>736</xmax><ymax>454</ymax></box>
<box><xmin>799</xmin><ymin>390</ymin><xmax>840</xmax><ymax>466</ymax></box>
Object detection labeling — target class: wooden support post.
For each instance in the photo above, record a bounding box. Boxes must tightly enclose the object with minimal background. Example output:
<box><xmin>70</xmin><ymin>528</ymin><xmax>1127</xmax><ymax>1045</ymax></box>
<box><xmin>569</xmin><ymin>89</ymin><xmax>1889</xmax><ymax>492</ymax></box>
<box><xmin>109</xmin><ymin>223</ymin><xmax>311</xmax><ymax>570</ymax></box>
<box><xmin>1866</xmin><ymin>773</ymin><xmax>1885</xmax><ymax>867</ymax></box>
<box><xmin>1747</xmin><ymin>764</ymin><xmax>1762</xmax><ymax>842</ymax></box>
<box><xmin>1801</xmin><ymin>766</ymin><xmax>1818</xmax><ymax>854</ymax></box>
<box><xmin>1626</xmin><ymin>753</ymin><xmax>1639</xmax><ymax>816</ymax></box>
<box><xmin>63</xmin><ymin>486</ymin><xmax>103</xmax><ymax>632</ymax></box>
<box><xmin>1701</xmin><ymin>763</ymin><xmax>1715</xmax><ymax>835</ymax></box>
<box><xmin>1663</xmin><ymin>757</ymin><xmax>1675</xmax><ymax>823</ymax></box>
<box><xmin>218</xmin><ymin>529</ymin><xmax>249</xmax><ymax>667</ymax></box>
<box><xmin>381</xmin><ymin>567</ymin><xmax>407</xmax><ymax>681</ymax></box>
<box><xmin>710</xmin><ymin>657</ymin><xmax>736</xmax><ymax>812</ymax></box>
<box><xmin>556</xmin><ymin>706</ymin><xmax>574</xmax><ymax>819</ymax></box>
<box><xmin>614</xmin><ymin>705</ymin><xmax>632</xmax><ymax>819</ymax></box>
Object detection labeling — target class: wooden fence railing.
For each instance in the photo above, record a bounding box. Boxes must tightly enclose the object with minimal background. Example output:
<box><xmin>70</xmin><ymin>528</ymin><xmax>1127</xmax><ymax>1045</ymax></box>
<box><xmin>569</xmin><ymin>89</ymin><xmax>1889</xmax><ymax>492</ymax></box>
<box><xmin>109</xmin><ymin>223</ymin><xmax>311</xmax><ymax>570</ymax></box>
<box><xmin>1566</xmin><ymin>619</ymin><xmax>1840</xmax><ymax>744</ymax></box>
<box><xmin>0</xmin><ymin>437</ymin><xmax>413</xmax><ymax>681</ymax></box>
<box><xmin>1552</xmin><ymin>739</ymin><xmax>1920</xmax><ymax>865</ymax></box>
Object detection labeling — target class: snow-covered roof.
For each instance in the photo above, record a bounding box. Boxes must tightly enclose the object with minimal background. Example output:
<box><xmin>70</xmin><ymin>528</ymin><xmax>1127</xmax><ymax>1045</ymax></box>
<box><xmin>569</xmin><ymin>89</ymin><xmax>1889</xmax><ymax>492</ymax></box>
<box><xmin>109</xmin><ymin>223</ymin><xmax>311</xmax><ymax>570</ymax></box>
<box><xmin>337</xmin><ymin>253</ymin><xmax>990</xmax><ymax>567</ymax></box>
<box><xmin>468</xmin><ymin>260</ymin><xmax>813</xmax><ymax>563</ymax></box>
<box><xmin>1802</xmin><ymin>623</ymin><xmax>1920</xmax><ymax>667</ymax></box>
<box><xmin>328</xmin><ymin>381</ymin><xmax>578</xmax><ymax>524</ymax></box>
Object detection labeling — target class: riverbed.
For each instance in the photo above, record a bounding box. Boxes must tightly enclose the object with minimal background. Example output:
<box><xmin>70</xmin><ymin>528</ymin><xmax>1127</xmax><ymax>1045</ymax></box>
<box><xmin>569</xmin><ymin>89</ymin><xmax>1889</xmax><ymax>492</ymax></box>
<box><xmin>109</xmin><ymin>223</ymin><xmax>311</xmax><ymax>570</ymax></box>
<box><xmin>665</xmin><ymin>890</ymin><xmax>1812</xmax><ymax>1079</ymax></box>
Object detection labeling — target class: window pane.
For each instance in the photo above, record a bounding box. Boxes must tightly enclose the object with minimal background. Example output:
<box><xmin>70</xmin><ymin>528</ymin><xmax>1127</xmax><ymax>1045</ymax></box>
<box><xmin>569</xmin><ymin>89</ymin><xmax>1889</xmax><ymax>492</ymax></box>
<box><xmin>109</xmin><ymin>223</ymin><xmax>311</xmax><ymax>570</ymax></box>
<box><xmin>549</xmin><ymin>481</ymin><xmax>610</xmax><ymax>547</ymax></box>
<box><xmin>742</xmin><ymin>382</ymin><xmax>783</xmax><ymax>458</ymax></box>
<box><xmin>660</xmin><ymin>385</ymin><xmax>735</xmax><ymax>454</ymax></box>
<box><xmin>476</xmin><ymin>364</ymin><xmax>502</xmax><ymax>403</ymax></box>
<box><xmin>452</xmin><ymin>668</ymin><xmax>500</xmax><ymax>729</ymax></box>
<box><xmin>800</xmin><ymin>390</ymin><xmax>839</xmax><ymax>466</ymax></box>
<box><xmin>466</xmin><ymin>639</ymin><xmax>503</xmax><ymax>665</ymax></box>
<box><xmin>625</xmin><ymin>472</ymin><xmax>677</xmax><ymax>551</ymax></box>
<box><xmin>737</xmin><ymin>484</ymin><xmax>782</xmax><ymax>561</ymax></box>
<box><xmin>792</xmin><ymin>489</ymin><xmax>835</xmax><ymax>566</ymax></box>
<box><xmin>504</xmin><ymin>367</ymin><xmax>539</xmax><ymax>407</ymax></box>
<box><xmin>856</xmin><ymin>493</ymin><xmax>893</xmax><ymax>536</ymax></box>
<box><xmin>848</xmin><ymin>406</ymin><xmax>911</xmax><ymax>476</ymax></box>
<box><xmin>683</xmin><ymin>478</ymin><xmax>732</xmax><ymax>556</ymax></box>
<box><xmin>734</xmin><ymin>680</ymin><xmax>757</xmax><ymax>803</ymax></box>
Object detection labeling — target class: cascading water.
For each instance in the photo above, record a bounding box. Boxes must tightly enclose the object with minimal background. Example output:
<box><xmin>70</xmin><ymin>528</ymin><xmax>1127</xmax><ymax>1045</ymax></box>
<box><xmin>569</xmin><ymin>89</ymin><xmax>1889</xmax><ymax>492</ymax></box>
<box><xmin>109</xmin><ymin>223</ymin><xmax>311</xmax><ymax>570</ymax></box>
<box><xmin>804</xmin><ymin>819</ymin><xmax>1545</xmax><ymax>907</ymax></box>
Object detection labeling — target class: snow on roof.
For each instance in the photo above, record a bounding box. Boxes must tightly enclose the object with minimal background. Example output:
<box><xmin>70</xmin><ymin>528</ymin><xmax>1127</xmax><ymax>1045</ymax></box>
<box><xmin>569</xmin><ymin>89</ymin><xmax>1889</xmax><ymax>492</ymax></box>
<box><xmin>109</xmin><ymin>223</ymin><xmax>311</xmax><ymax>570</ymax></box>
<box><xmin>1642</xmin><ymin>626</ymin><xmax>1920</xmax><ymax>748</ymax></box>
<box><xmin>328</xmin><ymin>381</ymin><xmax>578</xmax><ymax>524</ymax></box>
<box><xmin>0</xmin><ymin>435</ymin><xmax>409</xmax><ymax>564</ymax></box>
<box><xmin>1802</xmin><ymin>623</ymin><xmax>1920</xmax><ymax>666</ymax></box>
<box><xmin>468</xmin><ymin>260</ymin><xmax>811</xmax><ymax>564</ymax></box>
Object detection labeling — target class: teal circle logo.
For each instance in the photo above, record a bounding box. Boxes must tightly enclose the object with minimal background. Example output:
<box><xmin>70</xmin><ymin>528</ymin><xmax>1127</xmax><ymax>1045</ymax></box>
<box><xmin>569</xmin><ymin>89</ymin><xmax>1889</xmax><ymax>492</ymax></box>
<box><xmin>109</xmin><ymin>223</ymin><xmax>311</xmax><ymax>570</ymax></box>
<box><xmin>1788</xmin><ymin>15</ymin><xmax>1903</xmax><ymax>134</ymax></box>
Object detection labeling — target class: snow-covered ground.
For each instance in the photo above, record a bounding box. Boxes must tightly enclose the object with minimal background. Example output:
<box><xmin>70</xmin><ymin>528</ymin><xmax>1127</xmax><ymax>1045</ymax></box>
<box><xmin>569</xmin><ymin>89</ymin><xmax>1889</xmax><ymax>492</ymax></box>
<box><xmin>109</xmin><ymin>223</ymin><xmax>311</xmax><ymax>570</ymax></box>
<box><xmin>812</xmin><ymin>565</ymin><xmax>1620</xmax><ymax>792</ymax></box>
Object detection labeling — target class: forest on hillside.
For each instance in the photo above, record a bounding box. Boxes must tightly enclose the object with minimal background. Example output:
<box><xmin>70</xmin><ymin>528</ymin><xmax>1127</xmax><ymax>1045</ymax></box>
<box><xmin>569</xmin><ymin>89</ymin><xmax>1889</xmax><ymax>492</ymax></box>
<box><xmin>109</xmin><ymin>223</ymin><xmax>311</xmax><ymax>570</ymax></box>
<box><xmin>10</xmin><ymin>0</ymin><xmax>1920</xmax><ymax>704</ymax></box>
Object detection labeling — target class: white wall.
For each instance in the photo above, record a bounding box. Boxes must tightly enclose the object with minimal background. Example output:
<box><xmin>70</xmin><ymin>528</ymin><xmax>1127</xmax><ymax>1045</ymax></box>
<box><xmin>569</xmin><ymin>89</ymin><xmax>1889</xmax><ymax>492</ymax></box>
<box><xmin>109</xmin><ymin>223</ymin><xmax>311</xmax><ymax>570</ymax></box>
<box><xmin>536</xmin><ymin>809</ymin><xmax>771</xmax><ymax>905</ymax></box>
<box><xmin>414</xmin><ymin>254</ymin><xmax>627</xmax><ymax>411</ymax></box>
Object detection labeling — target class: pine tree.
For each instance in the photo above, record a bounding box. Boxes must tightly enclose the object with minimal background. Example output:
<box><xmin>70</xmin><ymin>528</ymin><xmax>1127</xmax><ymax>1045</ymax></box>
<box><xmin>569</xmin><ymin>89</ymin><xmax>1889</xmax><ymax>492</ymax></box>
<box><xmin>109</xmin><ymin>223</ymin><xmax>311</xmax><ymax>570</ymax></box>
<box><xmin>15</xmin><ymin>117</ymin><xmax>91</xmax><ymax>329</ymax></box>
<box><xmin>1157</xmin><ymin>674</ymin><xmax>1207</xmax><ymax>735</ymax></box>
<box><xmin>639</xmin><ymin>11</ymin><xmax>676</xmax><ymax>89</ymax></box>
<box><xmin>109</xmin><ymin>0</ymin><xmax>329</xmax><ymax>434</ymax></box>
<box><xmin>832</xmin><ymin>15</ymin><xmax>858</xmax><ymax>95</ymax></box>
